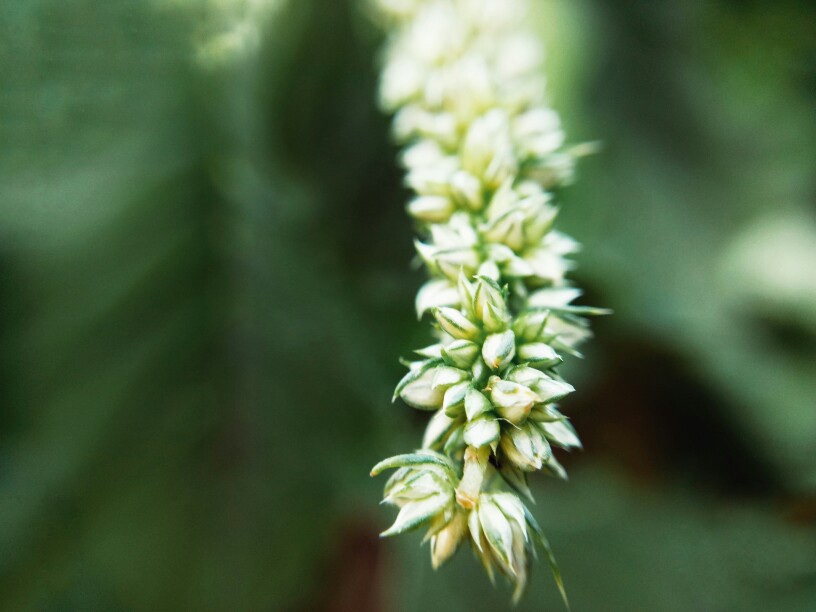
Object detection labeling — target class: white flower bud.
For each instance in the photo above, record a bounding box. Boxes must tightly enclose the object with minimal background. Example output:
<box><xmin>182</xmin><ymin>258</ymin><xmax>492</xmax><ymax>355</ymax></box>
<box><xmin>393</xmin><ymin>105</ymin><xmax>458</xmax><ymax>148</ymax></box>
<box><xmin>431</xmin><ymin>511</ymin><xmax>468</xmax><ymax>569</ymax></box>
<box><xmin>500</xmin><ymin>422</ymin><xmax>551</xmax><ymax>471</ymax></box>
<box><xmin>469</xmin><ymin>489</ymin><xmax>543</xmax><ymax>604</ymax></box>
<box><xmin>530</xmin><ymin>376</ymin><xmax>574</xmax><ymax>404</ymax></box>
<box><xmin>433</xmin><ymin>307</ymin><xmax>480</xmax><ymax>341</ymax></box>
<box><xmin>379</xmin><ymin>492</ymin><xmax>452</xmax><ymax>538</ymax></box>
<box><xmin>517</xmin><ymin>342</ymin><xmax>561</xmax><ymax>368</ymax></box>
<box><xmin>464</xmin><ymin>388</ymin><xmax>493</xmax><ymax>421</ymax></box>
<box><xmin>501</xmin><ymin>256</ymin><xmax>534</xmax><ymax>278</ymax></box>
<box><xmin>481</xmin><ymin>330</ymin><xmax>516</xmax><ymax>370</ymax></box>
<box><xmin>413</xmin><ymin>239</ymin><xmax>440</xmax><ymax>272</ymax></box>
<box><xmin>478</xmin><ymin>497</ymin><xmax>514</xmax><ymax>565</ymax></box>
<box><xmin>446</xmin><ymin>54</ymin><xmax>495</xmax><ymax>121</ymax></box>
<box><xmin>523</xmin><ymin>247</ymin><xmax>573</xmax><ymax>285</ymax></box>
<box><xmin>434</xmin><ymin>248</ymin><xmax>481</xmax><ymax>280</ymax></box>
<box><xmin>443</xmin><ymin>381</ymin><xmax>469</xmax><ymax>417</ymax></box>
<box><xmin>546</xmin><ymin>314</ymin><xmax>593</xmax><ymax>354</ymax></box>
<box><xmin>423</xmin><ymin>112</ymin><xmax>459</xmax><ymax>148</ymax></box>
<box><xmin>489</xmin><ymin>376</ymin><xmax>537</xmax><ymax>424</ymax></box>
<box><xmin>484</xmin><ymin>242</ymin><xmax>515</xmax><ymax>264</ymax></box>
<box><xmin>392</xmin><ymin>105</ymin><xmax>424</xmax><ymax>142</ymax></box>
<box><xmin>507</xmin><ymin>365</ymin><xmax>573</xmax><ymax>403</ymax></box>
<box><xmin>380</xmin><ymin>56</ymin><xmax>424</xmax><ymax>110</ymax></box>
<box><xmin>473</xmin><ymin>277</ymin><xmax>507</xmax><ymax>331</ymax></box>
<box><xmin>539</xmin><ymin>418</ymin><xmax>582</xmax><ymax>449</ymax></box>
<box><xmin>400</xmin><ymin>138</ymin><xmax>447</xmax><ymax>170</ymax></box>
<box><xmin>415</xmin><ymin>279</ymin><xmax>460</xmax><ymax>319</ymax></box>
<box><xmin>484</xmin><ymin>179</ymin><xmax>517</xmax><ymax>220</ymax></box>
<box><xmin>461</xmin><ymin>109</ymin><xmax>518</xmax><ymax>189</ymax></box>
<box><xmin>457</xmin><ymin>271</ymin><xmax>477</xmax><ymax>317</ymax></box>
<box><xmin>483</xmin><ymin>302</ymin><xmax>507</xmax><ymax>333</ymax></box>
<box><xmin>490</xmin><ymin>492</ymin><xmax>527</xmax><ymax>538</ymax></box>
<box><xmin>404</xmin><ymin>3</ymin><xmax>465</xmax><ymax>65</ymax></box>
<box><xmin>513</xmin><ymin>107</ymin><xmax>564</xmax><ymax>159</ymax></box>
<box><xmin>405</xmin><ymin>163</ymin><xmax>456</xmax><ymax>196</ymax></box>
<box><xmin>477</xmin><ymin>259</ymin><xmax>501</xmax><ymax>281</ymax></box>
<box><xmin>384</xmin><ymin>471</ymin><xmax>440</xmax><ymax>503</ymax></box>
<box><xmin>431</xmin><ymin>366</ymin><xmax>469</xmax><ymax>390</ymax></box>
<box><xmin>495</xmin><ymin>34</ymin><xmax>542</xmax><ymax>81</ymax></box>
<box><xmin>422</xmin><ymin>69</ymin><xmax>446</xmax><ymax>108</ymax></box>
<box><xmin>450</xmin><ymin>170</ymin><xmax>484</xmax><ymax>211</ymax></box>
<box><xmin>481</xmin><ymin>209</ymin><xmax>526</xmax><ymax>251</ymax></box>
<box><xmin>441</xmin><ymin>339</ymin><xmax>480</xmax><ymax>368</ymax></box>
<box><xmin>471</xmin><ymin>357</ymin><xmax>487</xmax><ymax>382</ymax></box>
<box><xmin>407</xmin><ymin>195</ymin><xmax>455</xmax><ymax>223</ymax></box>
<box><xmin>506</xmin><ymin>365</ymin><xmax>546</xmax><ymax>386</ymax></box>
<box><xmin>512</xmin><ymin>311</ymin><xmax>550</xmax><ymax>343</ymax></box>
<box><xmin>526</xmin><ymin>286</ymin><xmax>583</xmax><ymax>309</ymax></box>
<box><xmin>522</xmin><ymin>200</ymin><xmax>557</xmax><ymax>244</ymax></box>
<box><xmin>399</xmin><ymin>367</ymin><xmax>445</xmax><ymax>410</ymax></box>
<box><xmin>542</xmin><ymin>453</ymin><xmax>568</xmax><ymax>480</ymax></box>
<box><xmin>416</xmin><ymin>241</ymin><xmax>479</xmax><ymax>283</ymax></box>
<box><xmin>464</xmin><ymin>415</ymin><xmax>500</xmax><ymax>448</ymax></box>
<box><xmin>372</xmin><ymin>452</ymin><xmax>459</xmax><ymax>538</ymax></box>
<box><xmin>431</xmin><ymin>212</ymin><xmax>479</xmax><ymax>248</ymax></box>
<box><xmin>414</xmin><ymin>343</ymin><xmax>443</xmax><ymax>360</ymax></box>
<box><xmin>422</xmin><ymin>409</ymin><xmax>459</xmax><ymax>450</ymax></box>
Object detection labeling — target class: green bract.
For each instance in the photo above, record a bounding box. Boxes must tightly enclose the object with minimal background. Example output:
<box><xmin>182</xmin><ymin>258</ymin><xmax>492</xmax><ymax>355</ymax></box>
<box><xmin>371</xmin><ymin>0</ymin><xmax>606</xmax><ymax>604</ymax></box>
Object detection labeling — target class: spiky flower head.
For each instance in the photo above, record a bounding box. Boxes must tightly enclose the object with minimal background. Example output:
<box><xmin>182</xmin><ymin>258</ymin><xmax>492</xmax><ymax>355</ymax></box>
<box><xmin>370</xmin><ymin>0</ymin><xmax>607</xmax><ymax>603</ymax></box>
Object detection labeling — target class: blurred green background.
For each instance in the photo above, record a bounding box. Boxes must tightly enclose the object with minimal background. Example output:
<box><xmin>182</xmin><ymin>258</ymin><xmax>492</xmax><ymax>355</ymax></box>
<box><xmin>1</xmin><ymin>0</ymin><xmax>815</xmax><ymax>610</ymax></box>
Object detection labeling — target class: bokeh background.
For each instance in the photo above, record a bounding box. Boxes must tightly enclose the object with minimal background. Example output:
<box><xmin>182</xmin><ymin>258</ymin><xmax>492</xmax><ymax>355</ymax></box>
<box><xmin>2</xmin><ymin>0</ymin><xmax>815</xmax><ymax>610</ymax></box>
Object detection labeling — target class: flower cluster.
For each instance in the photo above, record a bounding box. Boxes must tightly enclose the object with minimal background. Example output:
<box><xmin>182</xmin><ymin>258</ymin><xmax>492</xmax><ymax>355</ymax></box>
<box><xmin>370</xmin><ymin>0</ymin><xmax>605</xmax><ymax>603</ymax></box>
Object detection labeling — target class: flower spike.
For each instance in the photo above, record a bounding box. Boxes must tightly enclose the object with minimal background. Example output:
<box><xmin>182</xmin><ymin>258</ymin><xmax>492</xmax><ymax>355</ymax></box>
<box><xmin>370</xmin><ymin>0</ymin><xmax>606</xmax><ymax>603</ymax></box>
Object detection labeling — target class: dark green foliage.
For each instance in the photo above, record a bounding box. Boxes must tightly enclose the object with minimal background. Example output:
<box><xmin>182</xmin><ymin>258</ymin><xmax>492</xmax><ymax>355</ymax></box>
<box><xmin>0</xmin><ymin>0</ymin><xmax>814</xmax><ymax>609</ymax></box>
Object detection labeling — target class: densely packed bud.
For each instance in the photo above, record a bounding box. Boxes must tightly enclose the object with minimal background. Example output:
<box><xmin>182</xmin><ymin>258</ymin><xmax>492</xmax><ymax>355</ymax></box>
<box><xmin>395</xmin><ymin>360</ymin><xmax>445</xmax><ymax>410</ymax></box>
<box><xmin>489</xmin><ymin>376</ymin><xmax>537</xmax><ymax>424</ymax></box>
<box><xmin>407</xmin><ymin>195</ymin><xmax>456</xmax><ymax>223</ymax></box>
<box><xmin>372</xmin><ymin>452</ymin><xmax>464</xmax><ymax>541</ymax></box>
<box><xmin>499</xmin><ymin>420</ymin><xmax>553</xmax><ymax>471</ymax></box>
<box><xmin>431</xmin><ymin>510</ymin><xmax>469</xmax><ymax>568</ymax></box>
<box><xmin>482</xmin><ymin>330</ymin><xmax>515</xmax><ymax>370</ymax></box>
